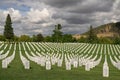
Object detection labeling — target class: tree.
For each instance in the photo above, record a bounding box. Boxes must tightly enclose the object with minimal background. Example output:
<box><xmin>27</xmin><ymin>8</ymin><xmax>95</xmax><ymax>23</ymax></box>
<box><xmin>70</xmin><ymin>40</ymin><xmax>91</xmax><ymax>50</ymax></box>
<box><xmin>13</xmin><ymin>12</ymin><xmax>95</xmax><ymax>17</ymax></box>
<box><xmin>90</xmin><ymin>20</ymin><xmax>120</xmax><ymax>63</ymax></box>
<box><xmin>98</xmin><ymin>37</ymin><xmax>113</xmax><ymax>44</ymax></box>
<box><xmin>31</xmin><ymin>33</ymin><xmax>44</xmax><ymax>42</ymax></box>
<box><xmin>44</xmin><ymin>36</ymin><xmax>52</xmax><ymax>42</ymax></box>
<box><xmin>0</xmin><ymin>35</ymin><xmax>5</xmax><ymax>41</ymax></box>
<box><xmin>78</xmin><ymin>36</ymin><xmax>87</xmax><ymax>43</ymax></box>
<box><xmin>18</xmin><ymin>35</ymin><xmax>31</xmax><ymax>42</ymax></box>
<box><xmin>31</xmin><ymin>35</ymin><xmax>37</xmax><ymax>42</ymax></box>
<box><xmin>14</xmin><ymin>35</ymin><xmax>19</xmax><ymax>42</ymax></box>
<box><xmin>113</xmin><ymin>37</ymin><xmax>120</xmax><ymax>44</ymax></box>
<box><xmin>4</xmin><ymin>14</ymin><xmax>14</xmax><ymax>41</ymax></box>
<box><xmin>36</xmin><ymin>33</ymin><xmax>44</xmax><ymax>42</ymax></box>
<box><xmin>62</xmin><ymin>34</ymin><xmax>74</xmax><ymax>42</ymax></box>
<box><xmin>87</xmin><ymin>25</ymin><xmax>98</xmax><ymax>43</ymax></box>
<box><xmin>52</xmin><ymin>24</ymin><xmax>63</xmax><ymax>42</ymax></box>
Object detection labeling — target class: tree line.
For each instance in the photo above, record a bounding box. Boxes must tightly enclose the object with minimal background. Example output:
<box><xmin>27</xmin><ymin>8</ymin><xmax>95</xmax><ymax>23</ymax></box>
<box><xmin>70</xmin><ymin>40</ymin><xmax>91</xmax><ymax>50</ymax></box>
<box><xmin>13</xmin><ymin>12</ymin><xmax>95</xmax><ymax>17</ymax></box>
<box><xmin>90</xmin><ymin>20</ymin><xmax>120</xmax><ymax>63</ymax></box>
<box><xmin>1</xmin><ymin>14</ymin><xmax>120</xmax><ymax>44</ymax></box>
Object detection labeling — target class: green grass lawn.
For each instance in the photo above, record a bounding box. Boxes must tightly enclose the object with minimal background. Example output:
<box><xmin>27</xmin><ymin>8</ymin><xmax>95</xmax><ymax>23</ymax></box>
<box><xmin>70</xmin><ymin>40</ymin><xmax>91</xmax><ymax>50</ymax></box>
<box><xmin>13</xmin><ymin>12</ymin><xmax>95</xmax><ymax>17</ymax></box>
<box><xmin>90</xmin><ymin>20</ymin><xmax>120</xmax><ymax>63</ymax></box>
<box><xmin>0</xmin><ymin>43</ymin><xmax>120</xmax><ymax>80</ymax></box>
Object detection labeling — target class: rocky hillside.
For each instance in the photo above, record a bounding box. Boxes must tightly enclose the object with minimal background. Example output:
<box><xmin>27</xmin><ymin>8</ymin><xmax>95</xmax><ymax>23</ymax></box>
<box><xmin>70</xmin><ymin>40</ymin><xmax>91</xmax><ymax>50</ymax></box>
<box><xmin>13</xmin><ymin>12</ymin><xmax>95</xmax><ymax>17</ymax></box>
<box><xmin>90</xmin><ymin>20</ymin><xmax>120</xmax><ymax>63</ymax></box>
<box><xmin>73</xmin><ymin>22</ymin><xmax>120</xmax><ymax>39</ymax></box>
<box><xmin>91</xmin><ymin>22</ymin><xmax>120</xmax><ymax>37</ymax></box>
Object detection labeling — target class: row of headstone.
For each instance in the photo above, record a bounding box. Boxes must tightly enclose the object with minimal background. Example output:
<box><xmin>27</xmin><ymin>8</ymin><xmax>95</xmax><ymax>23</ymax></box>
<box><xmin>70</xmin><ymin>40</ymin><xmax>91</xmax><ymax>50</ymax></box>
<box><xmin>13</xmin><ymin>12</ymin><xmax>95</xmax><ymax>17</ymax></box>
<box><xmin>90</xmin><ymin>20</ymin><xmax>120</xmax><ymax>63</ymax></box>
<box><xmin>110</xmin><ymin>55</ymin><xmax>120</xmax><ymax>70</ymax></box>
<box><xmin>112</xmin><ymin>45</ymin><xmax>118</xmax><ymax>55</ymax></box>
<box><xmin>19</xmin><ymin>43</ymin><xmax>21</xmax><ymax>51</ymax></box>
<box><xmin>0</xmin><ymin>43</ymin><xmax>4</xmax><ymax>49</ymax></box>
<box><xmin>23</xmin><ymin>43</ymin><xmax>45</xmax><ymax>66</ymax></box>
<box><xmin>33</xmin><ymin>43</ymin><xmax>42</xmax><ymax>52</ymax></box>
<box><xmin>20</xmin><ymin>51</ymin><xmax>30</xmax><ymax>69</ymax></box>
<box><xmin>116</xmin><ymin>45</ymin><xmax>120</xmax><ymax>55</ymax></box>
<box><xmin>36</xmin><ymin>42</ymin><xmax>102</xmax><ymax>70</ymax></box>
<box><xmin>64</xmin><ymin>50</ymin><xmax>102</xmax><ymax>71</ymax></box>
<box><xmin>110</xmin><ymin>45</ymin><xmax>114</xmax><ymax>55</ymax></box>
<box><xmin>103</xmin><ymin>55</ymin><xmax>109</xmax><ymax>77</ymax></box>
<box><xmin>37</xmin><ymin>42</ymin><xmax>76</xmax><ymax>53</ymax></box>
<box><xmin>25</xmin><ymin>51</ymin><xmax>52</xmax><ymax>70</ymax></box>
<box><xmin>0</xmin><ymin>41</ymin><xmax>3</xmax><ymax>43</ymax></box>
<box><xmin>0</xmin><ymin>50</ymin><xmax>4</xmax><ymax>55</ymax></box>
<box><xmin>0</xmin><ymin>43</ymin><xmax>14</xmax><ymax>60</ymax></box>
<box><xmin>3</xmin><ymin>44</ymin><xmax>8</xmax><ymax>50</ymax></box>
<box><xmin>2</xmin><ymin>51</ymin><xmax>15</xmax><ymax>68</ymax></box>
<box><xmin>0</xmin><ymin>44</ymin><xmax>9</xmax><ymax>55</ymax></box>
<box><xmin>25</xmin><ymin>42</ymin><xmax>31</xmax><ymax>51</ymax></box>
<box><xmin>10</xmin><ymin>42</ymin><xmax>118</xmax><ymax>77</ymax></box>
<box><xmin>108</xmin><ymin>44</ymin><xmax>120</xmax><ymax>70</ymax></box>
<box><xmin>30</xmin><ymin>43</ymin><xmax>120</xmax><ymax>58</ymax></box>
<box><xmin>29</xmin><ymin>42</ymin><xmax>36</xmax><ymax>51</ymax></box>
<box><xmin>114</xmin><ymin>56</ymin><xmax>120</xmax><ymax>70</ymax></box>
<box><xmin>0</xmin><ymin>51</ymin><xmax>9</xmax><ymax>60</ymax></box>
<box><xmin>22</xmin><ymin>42</ymin><xmax>26</xmax><ymax>51</ymax></box>
<box><xmin>37</xmin><ymin>43</ymin><xmax>46</xmax><ymax>52</ymax></box>
<box><xmin>24</xmin><ymin>42</ymin><xmax>64</xmax><ymax>69</ymax></box>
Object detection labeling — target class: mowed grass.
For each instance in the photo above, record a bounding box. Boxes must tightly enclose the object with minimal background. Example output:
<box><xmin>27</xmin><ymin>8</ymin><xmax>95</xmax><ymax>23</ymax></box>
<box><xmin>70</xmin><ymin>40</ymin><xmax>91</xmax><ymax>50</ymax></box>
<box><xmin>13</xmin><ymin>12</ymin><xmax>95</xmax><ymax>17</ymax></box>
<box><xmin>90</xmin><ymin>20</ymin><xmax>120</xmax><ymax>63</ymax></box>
<box><xmin>0</xmin><ymin>43</ymin><xmax>120</xmax><ymax>80</ymax></box>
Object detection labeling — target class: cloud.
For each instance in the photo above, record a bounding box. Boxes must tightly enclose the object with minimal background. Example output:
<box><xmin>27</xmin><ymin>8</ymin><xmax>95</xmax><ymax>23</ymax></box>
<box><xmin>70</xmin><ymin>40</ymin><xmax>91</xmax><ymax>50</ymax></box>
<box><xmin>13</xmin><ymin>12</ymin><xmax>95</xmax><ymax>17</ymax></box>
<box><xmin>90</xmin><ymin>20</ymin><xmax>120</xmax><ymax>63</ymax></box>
<box><xmin>26</xmin><ymin>8</ymin><xmax>51</xmax><ymax>23</ymax></box>
<box><xmin>0</xmin><ymin>0</ymin><xmax>120</xmax><ymax>36</ymax></box>
<box><xmin>67</xmin><ymin>0</ymin><xmax>114</xmax><ymax>13</ymax></box>
<box><xmin>52</xmin><ymin>12</ymin><xmax>93</xmax><ymax>24</ymax></box>
<box><xmin>0</xmin><ymin>8</ymin><xmax>22</xmax><ymax>23</ymax></box>
<box><xmin>42</xmin><ymin>0</ymin><xmax>83</xmax><ymax>8</ymax></box>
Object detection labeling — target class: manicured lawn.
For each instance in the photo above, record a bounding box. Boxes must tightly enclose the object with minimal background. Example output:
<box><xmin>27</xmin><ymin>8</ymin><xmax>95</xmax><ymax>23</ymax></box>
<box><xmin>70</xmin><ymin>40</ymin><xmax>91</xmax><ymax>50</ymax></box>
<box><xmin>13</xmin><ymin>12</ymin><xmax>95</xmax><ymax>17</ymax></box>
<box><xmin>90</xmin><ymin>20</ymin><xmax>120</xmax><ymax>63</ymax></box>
<box><xmin>0</xmin><ymin>43</ymin><xmax>120</xmax><ymax>80</ymax></box>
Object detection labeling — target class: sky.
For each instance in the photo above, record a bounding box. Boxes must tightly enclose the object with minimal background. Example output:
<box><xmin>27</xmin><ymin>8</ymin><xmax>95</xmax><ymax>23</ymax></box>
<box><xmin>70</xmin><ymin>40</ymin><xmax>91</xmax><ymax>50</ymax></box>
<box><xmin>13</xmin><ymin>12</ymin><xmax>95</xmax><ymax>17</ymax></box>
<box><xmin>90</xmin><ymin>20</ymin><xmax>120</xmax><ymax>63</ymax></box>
<box><xmin>0</xmin><ymin>0</ymin><xmax>120</xmax><ymax>36</ymax></box>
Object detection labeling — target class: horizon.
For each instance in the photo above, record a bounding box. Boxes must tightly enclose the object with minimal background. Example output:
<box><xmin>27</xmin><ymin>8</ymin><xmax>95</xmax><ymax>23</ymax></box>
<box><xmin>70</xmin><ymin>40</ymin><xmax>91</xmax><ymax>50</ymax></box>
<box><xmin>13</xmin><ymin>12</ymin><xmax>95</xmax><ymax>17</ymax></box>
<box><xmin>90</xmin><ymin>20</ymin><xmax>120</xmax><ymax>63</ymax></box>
<box><xmin>0</xmin><ymin>0</ymin><xmax>119</xmax><ymax>36</ymax></box>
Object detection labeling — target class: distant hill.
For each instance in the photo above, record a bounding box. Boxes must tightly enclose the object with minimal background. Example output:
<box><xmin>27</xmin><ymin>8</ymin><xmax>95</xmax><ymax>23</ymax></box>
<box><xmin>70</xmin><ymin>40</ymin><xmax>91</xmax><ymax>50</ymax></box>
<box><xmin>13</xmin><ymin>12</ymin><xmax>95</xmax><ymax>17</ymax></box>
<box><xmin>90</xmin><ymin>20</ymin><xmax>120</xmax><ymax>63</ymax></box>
<box><xmin>73</xmin><ymin>22</ymin><xmax>120</xmax><ymax>39</ymax></box>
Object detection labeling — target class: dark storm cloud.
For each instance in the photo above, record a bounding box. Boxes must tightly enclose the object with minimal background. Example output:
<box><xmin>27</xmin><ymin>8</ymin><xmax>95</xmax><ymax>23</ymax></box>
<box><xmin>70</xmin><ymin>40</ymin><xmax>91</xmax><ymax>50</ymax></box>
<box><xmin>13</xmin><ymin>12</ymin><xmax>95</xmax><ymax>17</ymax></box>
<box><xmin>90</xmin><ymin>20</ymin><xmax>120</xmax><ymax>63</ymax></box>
<box><xmin>50</xmin><ymin>0</ymin><xmax>115</xmax><ymax>26</ymax></box>
<box><xmin>41</xmin><ymin>0</ymin><xmax>115</xmax><ymax>13</ymax></box>
<box><xmin>66</xmin><ymin>17</ymin><xmax>92</xmax><ymax>24</ymax></box>
<box><xmin>41</xmin><ymin>0</ymin><xmax>84</xmax><ymax>8</ymax></box>
<box><xmin>62</xmin><ymin>24</ymin><xmax>89</xmax><ymax>34</ymax></box>
<box><xmin>52</xmin><ymin>12</ymin><xmax>94</xmax><ymax>24</ymax></box>
<box><xmin>67</xmin><ymin>0</ymin><xmax>115</xmax><ymax>13</ymax></box>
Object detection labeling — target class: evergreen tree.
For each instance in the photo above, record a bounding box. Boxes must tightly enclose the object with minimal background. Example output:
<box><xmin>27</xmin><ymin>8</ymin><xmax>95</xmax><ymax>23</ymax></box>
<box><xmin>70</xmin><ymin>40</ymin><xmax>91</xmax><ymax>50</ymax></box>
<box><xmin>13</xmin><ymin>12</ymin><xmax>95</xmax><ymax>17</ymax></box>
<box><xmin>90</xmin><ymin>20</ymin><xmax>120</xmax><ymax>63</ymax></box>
<box><xmin>36</xmin><ymin>33</ymin><xmax>44</xmax><ymax>42</ymax></box>
<box><xmin>87</xmin><ymin>25</ymin><xmax>98</xmax><ymax>43</ymax></box>
<box><xmin>18</xmin><ymin>35</ymin><xmax>31</xmax><ymax>42</ymax></box>
<box><xmin>52</xmin><ymin>24</ymin><xmax>63</xmax><ymax>42</ymax></box>
<box><xmin>4</xmin><ymin>14</ymin><xmax>14</xmax><ymax>41</ymax></box>
<box><xmin>62</xmin><ymin>34</ymin><xmax>74</xmax><ymax>42</ymax></box>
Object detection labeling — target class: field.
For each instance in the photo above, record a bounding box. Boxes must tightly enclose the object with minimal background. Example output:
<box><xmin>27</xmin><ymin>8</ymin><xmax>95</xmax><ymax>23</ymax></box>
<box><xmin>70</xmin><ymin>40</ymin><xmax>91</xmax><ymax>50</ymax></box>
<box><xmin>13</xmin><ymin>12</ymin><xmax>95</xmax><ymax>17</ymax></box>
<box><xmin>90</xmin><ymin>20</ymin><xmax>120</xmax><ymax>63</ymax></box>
<box><xmin>0</xmin><ymin>42</ymin><xmax>120</xmax><ymax>80</ymax></box>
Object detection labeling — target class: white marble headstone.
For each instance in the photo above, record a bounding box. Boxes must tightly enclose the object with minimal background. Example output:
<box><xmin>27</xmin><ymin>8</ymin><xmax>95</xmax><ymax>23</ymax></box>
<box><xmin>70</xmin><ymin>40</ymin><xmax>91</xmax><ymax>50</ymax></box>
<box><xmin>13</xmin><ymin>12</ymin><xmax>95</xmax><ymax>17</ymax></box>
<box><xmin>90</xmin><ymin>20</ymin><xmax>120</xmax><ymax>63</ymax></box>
<box><xmin>46</xmin><ymin>61</ymin><xmax>51</xmax><ymax>70</ymax></box>
<box><xmin>103</xmin><ymin>55</ymin><xmax>109</xmax><ymax>77</ymax></box>
<box><xmin>2</xmin><ymin>60</ymin><xmax>8</xmax><ymax>68</ymax></box>
<box><xmin>73</xmin><ymin>61</ymin><xmax>78</xmax><ymax>68</ymax></box>
<box><xmin>57</xmin><ymin>59</ymin><xmax>62</xmax><ymax>67</ymax></box>
<box><xmin>85</xmin><ymin>62</ymin><xmax>90</xmax><ymax>71</ymax></box>
<box><xmin>103</xmin><ymin>65</ymin><xmax>109</xmax><ymax>77</ymax></box>
<box><xmin>25</xmin><ymin>61</ymin><xmax>30</xmax><ymax>69</ymax></box>
<box><xmin>66</xmin><ymin>61</ymin><xmax>71</xmax><ymax>70</ymax></box>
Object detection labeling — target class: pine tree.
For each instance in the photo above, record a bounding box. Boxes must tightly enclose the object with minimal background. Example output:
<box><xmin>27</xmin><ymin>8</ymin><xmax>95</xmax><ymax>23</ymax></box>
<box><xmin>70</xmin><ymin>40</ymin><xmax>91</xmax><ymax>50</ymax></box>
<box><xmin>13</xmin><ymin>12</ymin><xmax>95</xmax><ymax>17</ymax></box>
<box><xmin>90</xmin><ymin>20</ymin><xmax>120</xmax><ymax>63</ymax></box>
<box><xmin>87</xmin><ymin>25</ymin><xmax>97</xmax><ymax>43</ymax></box>
<box><xmin>4</xmin><ymin>14</ymin><xmax>14</xmax><ymax>41</ymax></box>
<box><xmin>36</xmin><ymin>33</ymin><xmax>44</xmax><ymax>42</ymax></box>
<box><xmin>52</xmin><ymin>24</ymin><xmax>63</xmax><ymax>42</ymax></box>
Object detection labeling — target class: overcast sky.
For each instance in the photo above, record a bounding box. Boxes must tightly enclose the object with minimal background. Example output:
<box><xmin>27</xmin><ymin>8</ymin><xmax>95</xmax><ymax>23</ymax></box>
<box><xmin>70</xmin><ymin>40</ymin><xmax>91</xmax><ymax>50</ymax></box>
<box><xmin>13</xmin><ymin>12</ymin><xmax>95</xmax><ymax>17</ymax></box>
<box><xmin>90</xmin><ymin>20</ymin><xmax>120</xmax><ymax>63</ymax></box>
<box><xmin>0</xmin><ymin>0</ymin><xmax>120</xmax><ymax>36</ymax></box>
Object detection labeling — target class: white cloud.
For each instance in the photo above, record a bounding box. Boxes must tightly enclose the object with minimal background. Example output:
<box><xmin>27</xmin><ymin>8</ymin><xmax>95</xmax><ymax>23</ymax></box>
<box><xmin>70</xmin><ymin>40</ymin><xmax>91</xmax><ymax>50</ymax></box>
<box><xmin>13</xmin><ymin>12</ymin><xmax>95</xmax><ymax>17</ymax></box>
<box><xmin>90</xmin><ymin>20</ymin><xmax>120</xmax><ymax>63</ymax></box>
<box><xmin>41</xmin><ymin>22</ymin><xmax>53</xmax><ymax>27</ymax></box>
<box><xmin>0</xmin><ymin>8</ymin><xmax>22</xmax><ymax>22</ymax></box>
<box><xmin>27</xmin><ymin>8</ymin><xmax>51</xmax><ymax>23</ymax></box>
<box><xmin>33</xmin><ymin>29</ymin><xmax>43</xmax><ymax>33</ymax></box>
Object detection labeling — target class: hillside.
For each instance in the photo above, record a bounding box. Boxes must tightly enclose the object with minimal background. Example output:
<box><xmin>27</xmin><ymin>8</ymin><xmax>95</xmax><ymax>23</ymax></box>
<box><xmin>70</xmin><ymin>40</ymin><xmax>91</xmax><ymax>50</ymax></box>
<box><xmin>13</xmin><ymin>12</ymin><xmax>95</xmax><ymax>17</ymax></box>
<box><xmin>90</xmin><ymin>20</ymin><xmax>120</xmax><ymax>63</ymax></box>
<box><xmin>73</xmin><ymin>22</ymin><xmax>120</xmax><ymax>39</ymax></box>
<box><xmin>90</xmin><ymin>22</ymin><xmax>120</xmax><ymax>38</ymax></box>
